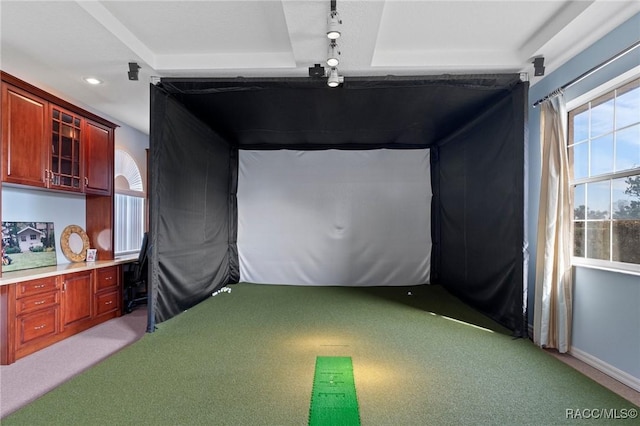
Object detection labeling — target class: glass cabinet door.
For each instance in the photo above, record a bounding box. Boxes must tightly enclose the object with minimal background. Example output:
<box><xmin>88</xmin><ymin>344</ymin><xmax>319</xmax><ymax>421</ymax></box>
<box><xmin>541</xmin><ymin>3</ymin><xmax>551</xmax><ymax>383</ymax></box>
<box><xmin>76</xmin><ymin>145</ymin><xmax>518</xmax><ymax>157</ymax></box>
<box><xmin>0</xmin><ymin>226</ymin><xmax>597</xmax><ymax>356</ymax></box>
<box><xmin>51</xmin><ymin>107</ymin><xmax>82</xmax><ymax>191</ymax></box>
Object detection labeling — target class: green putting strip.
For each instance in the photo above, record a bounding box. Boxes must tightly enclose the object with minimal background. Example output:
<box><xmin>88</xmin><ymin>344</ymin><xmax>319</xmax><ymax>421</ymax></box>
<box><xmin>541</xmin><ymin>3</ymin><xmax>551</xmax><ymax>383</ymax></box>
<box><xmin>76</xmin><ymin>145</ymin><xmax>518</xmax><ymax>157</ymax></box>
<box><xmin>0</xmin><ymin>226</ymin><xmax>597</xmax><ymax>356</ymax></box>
<box><xmin>309</xmin><ymin>356</ymin><xmax>360</xmax><ymax>426</ymax></box>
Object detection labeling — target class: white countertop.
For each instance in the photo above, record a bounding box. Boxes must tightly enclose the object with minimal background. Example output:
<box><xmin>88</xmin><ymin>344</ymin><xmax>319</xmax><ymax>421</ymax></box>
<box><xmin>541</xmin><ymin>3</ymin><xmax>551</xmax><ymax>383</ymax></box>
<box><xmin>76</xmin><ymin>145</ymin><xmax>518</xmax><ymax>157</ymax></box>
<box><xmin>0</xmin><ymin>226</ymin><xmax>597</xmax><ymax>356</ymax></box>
<box><xmin>0</xmin><ymin>254</ymin><xmax>138</xmax><ymax>286</ymax></box>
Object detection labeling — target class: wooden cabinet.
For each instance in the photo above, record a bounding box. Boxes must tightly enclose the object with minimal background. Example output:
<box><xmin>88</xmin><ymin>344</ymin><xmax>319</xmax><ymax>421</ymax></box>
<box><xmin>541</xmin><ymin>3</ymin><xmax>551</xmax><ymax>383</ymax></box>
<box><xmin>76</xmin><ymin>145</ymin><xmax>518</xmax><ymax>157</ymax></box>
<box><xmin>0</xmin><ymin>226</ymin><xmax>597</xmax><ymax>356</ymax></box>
<box><xmin>12</xmin><ymin>277</ymin><xmax>61</xmax><ymax>362</ymax></box>
<box><xmin>50</xmin><ymin>106</ymin><xmax>83</xmax><ymax>192</ymax></box>
<box><xmin>84</xmin><ymin>120</ymin><xmax>113</xmax><ymax>195</ymax></box>
<box><xmin>61</xmin><ymin>271</ymin><xmax>93</xmax><ymax>329</ymax></box>
<box><xmin>0</xmin><ymin>265</ymin><xmax>123</xmax><ymax>364</ymax></box>
<box><xmin>1</xmin><ymin>84</ymin><xmax>49</xmax><ymax>188</ymax></box>
<box><xmin>1</xmin><ymin>72</ymin><xmax>116</xmax><ymax>196</ymax></box>
<box><xmin>94</xmin><ymin>266</ymin><xmax>120</xmax><ymax>317</ymax></box>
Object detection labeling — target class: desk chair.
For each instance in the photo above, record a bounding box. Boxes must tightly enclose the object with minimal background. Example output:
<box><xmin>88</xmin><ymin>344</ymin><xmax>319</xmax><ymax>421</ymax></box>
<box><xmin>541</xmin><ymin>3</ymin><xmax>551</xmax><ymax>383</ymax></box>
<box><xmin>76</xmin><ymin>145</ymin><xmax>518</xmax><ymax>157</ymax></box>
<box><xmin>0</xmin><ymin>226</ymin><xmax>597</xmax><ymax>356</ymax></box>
<box><xmin>123</xmin><ymin>232</ymin><xmax>149</xmax><ymax>313</ymax></box>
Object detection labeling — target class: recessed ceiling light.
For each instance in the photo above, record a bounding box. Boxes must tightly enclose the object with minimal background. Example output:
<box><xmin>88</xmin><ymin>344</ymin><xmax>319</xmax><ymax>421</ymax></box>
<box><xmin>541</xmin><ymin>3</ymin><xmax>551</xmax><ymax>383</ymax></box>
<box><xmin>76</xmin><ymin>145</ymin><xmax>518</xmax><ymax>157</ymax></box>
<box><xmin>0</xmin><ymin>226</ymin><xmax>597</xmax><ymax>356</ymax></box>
<box><xmin>84</xmin><ymin>77</ymin><xmax>103</xmax><ymax>85</ymax></box>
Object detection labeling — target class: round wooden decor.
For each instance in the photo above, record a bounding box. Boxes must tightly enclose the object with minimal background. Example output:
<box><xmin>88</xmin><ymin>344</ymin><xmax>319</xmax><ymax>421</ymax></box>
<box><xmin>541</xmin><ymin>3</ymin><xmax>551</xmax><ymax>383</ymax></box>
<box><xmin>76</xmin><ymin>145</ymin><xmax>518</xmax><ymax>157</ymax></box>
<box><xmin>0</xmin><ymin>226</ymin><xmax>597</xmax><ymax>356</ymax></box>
<box><xmin>60</xmin><ymin>225</ymin><xmax>90</xmax><ymax>262</ymax></box>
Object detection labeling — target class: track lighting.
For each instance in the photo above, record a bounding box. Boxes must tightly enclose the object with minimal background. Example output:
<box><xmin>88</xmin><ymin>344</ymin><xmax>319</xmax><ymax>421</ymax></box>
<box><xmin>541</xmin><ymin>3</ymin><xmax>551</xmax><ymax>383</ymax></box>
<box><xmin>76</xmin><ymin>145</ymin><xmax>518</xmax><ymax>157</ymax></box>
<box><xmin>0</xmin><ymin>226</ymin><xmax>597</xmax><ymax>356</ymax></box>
<box><xmin>327</xmin><ymin>10</ymin><xmax>341</xmax><ymax>39</ymax></box>
<box><xmin>327</xmin><ymin>41</ymin><xmax>340</xmax><ymax>67</ymax></box>
<box><xmin>327</xmin><ymin>68</ymin><xmax>344</xmax><ymax>88</ymax></box>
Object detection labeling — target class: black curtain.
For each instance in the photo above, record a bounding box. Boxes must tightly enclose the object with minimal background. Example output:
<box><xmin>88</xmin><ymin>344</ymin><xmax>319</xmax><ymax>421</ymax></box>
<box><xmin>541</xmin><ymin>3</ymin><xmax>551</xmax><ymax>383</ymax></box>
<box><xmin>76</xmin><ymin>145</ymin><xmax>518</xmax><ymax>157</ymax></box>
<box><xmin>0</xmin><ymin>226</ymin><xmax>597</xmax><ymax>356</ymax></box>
<box><xmin>149</xmin><ymin>84</ymin><xmax>238</xmax><ymax>328</ymax></box>
<box><xmin>431</xmin><ymin>82</ymin><xmax>528</xmax><ymax>335</ymax></box>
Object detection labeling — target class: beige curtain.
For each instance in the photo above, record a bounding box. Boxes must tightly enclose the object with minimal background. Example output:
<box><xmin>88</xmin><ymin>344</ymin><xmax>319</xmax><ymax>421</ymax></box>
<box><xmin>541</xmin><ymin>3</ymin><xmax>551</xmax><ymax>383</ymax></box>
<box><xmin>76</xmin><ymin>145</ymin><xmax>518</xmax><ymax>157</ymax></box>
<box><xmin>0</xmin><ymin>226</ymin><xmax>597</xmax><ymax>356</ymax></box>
<box><xmin>533</xmin><ymin>94</ymin><xmax>573</xmax><ymax>353</ymax></box>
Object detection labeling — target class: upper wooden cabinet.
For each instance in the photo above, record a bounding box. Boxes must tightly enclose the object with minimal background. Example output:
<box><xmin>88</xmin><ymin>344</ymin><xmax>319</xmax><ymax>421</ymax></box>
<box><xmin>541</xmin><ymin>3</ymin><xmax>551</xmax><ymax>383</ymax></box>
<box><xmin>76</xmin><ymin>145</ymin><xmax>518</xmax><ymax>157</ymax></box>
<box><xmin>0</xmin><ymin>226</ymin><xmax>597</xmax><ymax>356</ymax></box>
<box><xmin>84</xmin><ymin>120</ymin><xmax>113</xmax><ymax>195</ymax></box>
<box><xmin>1</xmin><ymin>84</ymin><xmax>49</xmax><ymax>188</ymax></box>
<box><xmin>0</xmin><ymin>72</ymin><xmax>117</xmax><ymax>195</ymax></box>
<box><xmin>50</xmin><ymin>105</ymin><xmax>83</xmax><ymax>192</ymax></box>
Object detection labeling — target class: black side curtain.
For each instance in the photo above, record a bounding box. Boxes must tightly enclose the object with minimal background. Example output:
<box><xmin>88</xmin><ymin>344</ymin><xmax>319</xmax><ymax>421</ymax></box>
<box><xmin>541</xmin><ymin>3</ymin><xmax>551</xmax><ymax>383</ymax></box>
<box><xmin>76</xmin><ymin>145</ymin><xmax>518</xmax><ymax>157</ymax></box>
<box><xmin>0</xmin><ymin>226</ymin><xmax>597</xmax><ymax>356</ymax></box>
<box><xmin>149</xmin><ymin>84</ymin><xmax>239</xmax><ymax>328</ymax></box>
<box><xmin>431</xmin><ymin>82</ymin><xmax>528</xmax><ymax>335</ymax></box>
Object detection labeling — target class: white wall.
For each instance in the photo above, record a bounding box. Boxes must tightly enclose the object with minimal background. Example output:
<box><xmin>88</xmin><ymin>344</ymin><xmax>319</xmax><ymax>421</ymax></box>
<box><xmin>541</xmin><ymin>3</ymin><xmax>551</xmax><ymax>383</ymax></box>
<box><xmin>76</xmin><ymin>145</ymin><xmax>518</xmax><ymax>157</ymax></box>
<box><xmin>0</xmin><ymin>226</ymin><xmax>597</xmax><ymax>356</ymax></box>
<box><xmin>527</xmin><ymin>12</ymin><xmax>640</xmax><ymax>389</ymax></box>
<box><xmin>2</xmin><ymin>186</ymin><xmax>85</xmax><ymax>265</ymax></box>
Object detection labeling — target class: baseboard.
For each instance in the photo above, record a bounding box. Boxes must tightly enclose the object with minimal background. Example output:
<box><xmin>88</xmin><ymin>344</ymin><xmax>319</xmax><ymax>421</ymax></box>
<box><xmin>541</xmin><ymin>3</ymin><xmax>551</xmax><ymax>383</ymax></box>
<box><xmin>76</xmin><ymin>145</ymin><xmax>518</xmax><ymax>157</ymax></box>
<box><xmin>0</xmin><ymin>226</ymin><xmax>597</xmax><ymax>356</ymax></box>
<box><xmin>569</xmin><ymin>346</ymin><xmax>640</xmax><ymax>392</ymax></box>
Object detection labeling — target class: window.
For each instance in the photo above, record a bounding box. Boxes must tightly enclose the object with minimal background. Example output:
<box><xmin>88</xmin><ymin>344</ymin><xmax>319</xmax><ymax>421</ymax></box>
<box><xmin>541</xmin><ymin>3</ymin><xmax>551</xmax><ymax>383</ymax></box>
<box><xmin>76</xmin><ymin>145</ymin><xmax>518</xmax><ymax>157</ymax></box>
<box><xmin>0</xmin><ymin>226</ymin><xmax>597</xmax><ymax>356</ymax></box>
<box><xmin>114</xmin><ymin>149</ymin><xmax>146</xmax><ymax>255</ymax></box>
<box><xmin>568</xmin><ymin>77</ymin><xmax>640</xmax><ymax>272</ymax></box>
<box><xmin>30</xmin><ymin>234</ymin><xmax>37</xmax><ymax>241</ymax></box>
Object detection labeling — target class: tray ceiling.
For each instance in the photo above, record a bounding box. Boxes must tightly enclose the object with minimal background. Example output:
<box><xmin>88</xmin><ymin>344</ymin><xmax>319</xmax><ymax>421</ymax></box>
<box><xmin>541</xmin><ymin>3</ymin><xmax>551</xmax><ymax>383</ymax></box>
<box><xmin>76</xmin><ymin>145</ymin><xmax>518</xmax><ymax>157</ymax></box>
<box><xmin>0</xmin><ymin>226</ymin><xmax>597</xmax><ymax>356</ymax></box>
<box><xmin>1</xmin><ymin>0</ymin><xmax>639</xmax><ymax>134</ymax></box>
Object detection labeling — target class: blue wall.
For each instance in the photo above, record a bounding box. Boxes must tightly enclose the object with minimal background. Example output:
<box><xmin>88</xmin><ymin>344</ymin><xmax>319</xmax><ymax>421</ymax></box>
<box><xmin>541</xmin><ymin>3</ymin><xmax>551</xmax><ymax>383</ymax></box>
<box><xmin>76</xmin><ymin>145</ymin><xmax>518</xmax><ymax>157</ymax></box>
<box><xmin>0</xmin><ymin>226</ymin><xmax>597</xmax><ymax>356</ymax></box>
<box><xmin>527</xmin><ymin>12</ymin><xmax>640</xmax><ymax>386</ymax></box>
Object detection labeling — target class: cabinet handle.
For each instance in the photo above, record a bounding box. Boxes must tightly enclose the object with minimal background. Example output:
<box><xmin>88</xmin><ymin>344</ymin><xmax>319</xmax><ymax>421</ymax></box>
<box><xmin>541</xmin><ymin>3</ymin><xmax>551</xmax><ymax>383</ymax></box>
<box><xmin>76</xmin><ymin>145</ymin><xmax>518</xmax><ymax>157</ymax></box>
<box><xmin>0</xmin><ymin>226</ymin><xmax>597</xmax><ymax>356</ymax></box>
<box><xmin>85</xmin><ymin>177</ymin><xmax>89</xmax><ymax>185</ymax></box>
<box><xmin>45</xmin><ymin>168</ymin><xmax>49</xmax><ymax>182</ymax></box>
<box><xmin>33</xmin><ymin>284</ymin><xmax>45</xmax><ymax>289</ymax></box>
<box><xmin>105</xmin><ymin>277</ymin><xmax>112</xmax><ymax>281</ymax></box>
<box><xmin>34</xmin><ymin>324</ymin><xmax>47</xmax><ymax>330</ymax></box>
<box><xmin>105</xmin><ymin>301</ymin><xmax>113</xmax><ymax>305</ymax></box>
<box><xmin>34</xmin><ymin>300</ymin><xmax>46</xmax><ymax>305</ymax></box>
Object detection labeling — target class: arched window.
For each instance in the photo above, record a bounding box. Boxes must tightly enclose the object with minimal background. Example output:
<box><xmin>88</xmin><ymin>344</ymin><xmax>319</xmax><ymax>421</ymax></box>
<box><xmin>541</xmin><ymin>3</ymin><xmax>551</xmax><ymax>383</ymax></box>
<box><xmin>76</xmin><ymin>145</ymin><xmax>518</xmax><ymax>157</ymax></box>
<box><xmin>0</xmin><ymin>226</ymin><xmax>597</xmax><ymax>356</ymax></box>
<box><xmin>114</xmin><ymin>149</ymin><xmax>145</xmax><ymax>255</ymax></box>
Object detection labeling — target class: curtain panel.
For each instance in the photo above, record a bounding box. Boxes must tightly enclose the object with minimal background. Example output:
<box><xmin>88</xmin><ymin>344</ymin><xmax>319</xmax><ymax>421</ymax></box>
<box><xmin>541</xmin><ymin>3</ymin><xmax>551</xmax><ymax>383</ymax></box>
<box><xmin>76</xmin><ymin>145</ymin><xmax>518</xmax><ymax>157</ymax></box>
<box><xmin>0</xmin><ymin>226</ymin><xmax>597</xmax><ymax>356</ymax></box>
<box><xmin>533</xmin><ymin>94</ymin><xmax>573</xmax><ymax>353</ymax></box>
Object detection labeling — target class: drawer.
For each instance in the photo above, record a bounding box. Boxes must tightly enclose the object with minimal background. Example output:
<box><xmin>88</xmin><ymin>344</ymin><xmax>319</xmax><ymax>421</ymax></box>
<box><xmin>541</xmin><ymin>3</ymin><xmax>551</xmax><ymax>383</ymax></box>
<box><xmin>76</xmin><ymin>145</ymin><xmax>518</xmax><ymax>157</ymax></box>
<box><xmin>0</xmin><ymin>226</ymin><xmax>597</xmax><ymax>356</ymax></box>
<box><xmin>18</xmin><ymin>307</ymin><xmax>58</xmax><ymax>346</ymax></box>
<box><xmin>16</xmin><ymin>291</ymin><xmax>59</xmax><ymax>315</ymax></box>
<box><xmin>16</xmin><ymin>277</ymin><xmax>59</xmax><ymax>298</ymax></box>
<box><xmin>96</xmin><ymin>266</ymin><xmax>119</xmax><ymax>292</ymax></box>
<box><xmin>95</xmin><ymin>290</ymin><xmax>119</xmax><ymax>316</ymax></box>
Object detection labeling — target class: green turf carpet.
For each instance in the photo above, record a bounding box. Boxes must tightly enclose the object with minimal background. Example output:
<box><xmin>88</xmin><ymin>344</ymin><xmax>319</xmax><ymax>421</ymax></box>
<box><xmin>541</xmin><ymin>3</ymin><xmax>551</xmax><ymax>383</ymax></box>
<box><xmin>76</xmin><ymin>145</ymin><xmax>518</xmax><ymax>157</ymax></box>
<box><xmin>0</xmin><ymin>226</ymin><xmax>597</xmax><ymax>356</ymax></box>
<box><xmin>309</xmin><ymin>356</ymin><xmax>360</xmax><ymax>426</ymax></box>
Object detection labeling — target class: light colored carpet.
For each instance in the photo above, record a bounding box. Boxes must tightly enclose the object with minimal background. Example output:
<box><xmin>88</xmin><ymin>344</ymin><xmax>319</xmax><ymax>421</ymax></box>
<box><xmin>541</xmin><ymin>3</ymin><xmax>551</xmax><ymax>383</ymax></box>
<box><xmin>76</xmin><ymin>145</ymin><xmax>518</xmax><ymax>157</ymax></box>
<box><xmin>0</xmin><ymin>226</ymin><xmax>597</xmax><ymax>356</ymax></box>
<box><xmin>0</xmin><ymin>307</ymin><xmax>147</xmax><ymax>418</ymax></box>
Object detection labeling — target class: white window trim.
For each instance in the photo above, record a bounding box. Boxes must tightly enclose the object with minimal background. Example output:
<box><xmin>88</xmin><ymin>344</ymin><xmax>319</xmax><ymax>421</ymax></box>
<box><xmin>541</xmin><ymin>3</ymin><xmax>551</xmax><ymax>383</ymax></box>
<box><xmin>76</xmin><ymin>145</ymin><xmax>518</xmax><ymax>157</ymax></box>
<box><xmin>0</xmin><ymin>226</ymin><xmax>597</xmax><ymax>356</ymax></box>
<box><xmin>567</xmin><ymin>67</ymin><xmax>640</xmax><ymax>275</ymax></box>
<box><xmin>572</xmin><ymin>257</ymin><xmax>640</xmax><ymax>276</ymax></box>
<box><xmin>566</xmin><ymin>64</ymin><xmax>640</xmax><ymax>110</ymax></box>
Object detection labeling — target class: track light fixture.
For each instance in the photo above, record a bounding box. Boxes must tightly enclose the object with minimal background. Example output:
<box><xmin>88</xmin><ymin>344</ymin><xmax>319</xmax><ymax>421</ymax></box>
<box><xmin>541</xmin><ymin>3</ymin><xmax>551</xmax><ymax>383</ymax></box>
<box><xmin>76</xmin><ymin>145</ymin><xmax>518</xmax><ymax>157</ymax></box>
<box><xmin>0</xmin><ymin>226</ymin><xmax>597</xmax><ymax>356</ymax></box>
<box><xmin>327</xmin><ymin>41</ymin><xmax>340</xmax><ymax>67</ymax></box>
<box><xmin>327</xmin><ymin>8</ymin><xmax>341</xmax><ymax>39</ymax></box>
<box><xmin>324</xmin><ymin>0</ymin><xmax>344</xmax><ymax>87</ymax></box>
<box><xmin>327</xmin><ymin>67</ymin><xmax>344</xmax><ymax>88</ymax></box>
<box><xmin>128</xmin><ymin>62</ymin><xmax>141</xmax><ymax>81</ymax></box>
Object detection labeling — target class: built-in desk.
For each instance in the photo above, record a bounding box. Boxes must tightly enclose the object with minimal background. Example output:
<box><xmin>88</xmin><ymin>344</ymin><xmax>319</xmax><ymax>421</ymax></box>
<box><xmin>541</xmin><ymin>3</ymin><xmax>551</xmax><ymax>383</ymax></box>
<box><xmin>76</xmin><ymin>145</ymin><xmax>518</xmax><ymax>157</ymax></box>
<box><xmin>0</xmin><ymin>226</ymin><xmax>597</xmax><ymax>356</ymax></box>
<box><xmin>0</xmin><ymin>256</ymin><xmax>136</xmax><ymax>364</ymax></box>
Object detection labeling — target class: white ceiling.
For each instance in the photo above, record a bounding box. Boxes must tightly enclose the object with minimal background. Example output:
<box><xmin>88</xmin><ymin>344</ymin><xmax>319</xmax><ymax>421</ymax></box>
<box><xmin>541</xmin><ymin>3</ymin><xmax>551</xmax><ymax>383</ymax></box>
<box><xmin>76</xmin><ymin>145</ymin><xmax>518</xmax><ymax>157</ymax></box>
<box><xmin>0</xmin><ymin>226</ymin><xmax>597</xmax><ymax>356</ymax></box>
<box><xmin>1</xmin><ymin>0</ymin><xmax>639</xmax><ymax>135</ymax></box>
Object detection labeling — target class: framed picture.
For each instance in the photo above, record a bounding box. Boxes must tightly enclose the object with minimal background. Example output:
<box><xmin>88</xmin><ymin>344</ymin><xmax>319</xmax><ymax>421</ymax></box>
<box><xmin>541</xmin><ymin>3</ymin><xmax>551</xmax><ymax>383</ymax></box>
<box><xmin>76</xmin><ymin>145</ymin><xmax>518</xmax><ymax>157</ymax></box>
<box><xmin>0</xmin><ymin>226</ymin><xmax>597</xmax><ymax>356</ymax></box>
<box><xmin>86</xmin><ymin>248</ymin><xmax>97</xmax><ymax>262</ymax></box>
<box><xmin>2</xmin><ymin>222</ymin><xmax>57</xmax><ymax>272</ymax></box>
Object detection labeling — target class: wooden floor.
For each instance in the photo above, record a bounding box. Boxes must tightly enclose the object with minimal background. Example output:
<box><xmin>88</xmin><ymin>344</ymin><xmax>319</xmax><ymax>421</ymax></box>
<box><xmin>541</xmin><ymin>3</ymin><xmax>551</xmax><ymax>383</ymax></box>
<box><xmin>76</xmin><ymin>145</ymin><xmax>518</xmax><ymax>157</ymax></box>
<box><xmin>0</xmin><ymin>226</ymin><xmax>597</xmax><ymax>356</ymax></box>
<box><xmin>547</xmin><ymin>350</ymin><xmax>640</xmax><ymax>407</ymax></box>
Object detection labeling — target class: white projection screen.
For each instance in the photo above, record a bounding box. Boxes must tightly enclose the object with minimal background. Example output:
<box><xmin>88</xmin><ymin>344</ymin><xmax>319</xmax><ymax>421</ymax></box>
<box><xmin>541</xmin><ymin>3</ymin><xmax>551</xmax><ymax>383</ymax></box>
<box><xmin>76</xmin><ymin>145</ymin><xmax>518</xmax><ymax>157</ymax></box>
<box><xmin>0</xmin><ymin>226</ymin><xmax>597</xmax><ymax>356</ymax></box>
<box><xmin>238</xmin><ymin>149</ymin><xmax>431</xmax><ymax>286</ymax></box>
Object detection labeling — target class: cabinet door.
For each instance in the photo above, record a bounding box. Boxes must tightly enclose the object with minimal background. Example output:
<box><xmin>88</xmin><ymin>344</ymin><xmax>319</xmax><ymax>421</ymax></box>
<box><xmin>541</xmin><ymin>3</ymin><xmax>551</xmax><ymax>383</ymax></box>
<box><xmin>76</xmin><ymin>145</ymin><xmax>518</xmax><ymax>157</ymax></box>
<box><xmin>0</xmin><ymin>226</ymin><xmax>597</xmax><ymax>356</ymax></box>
<box><xmin>1</xmin><ymin>83</ymin><xmax>48</xmax><ymax>187</ymax></box>
<box><xmin>95</xmin><ymin>266</ymin><xmax>119</xmax><ymax>292</ymax></box>
<box><xmin>84</xmin><ymin>120</ymin><xmax>113</xmax><ymax>195</ymax></box>
<box><xmin>61</xmin><ymin>271</ymin><xmax>93</xmax><ymax>327</ymax></box>
<box><xmin>50</xmin><ymin>106</ymin><xmax>83</xmax><ymax>192</ymax></box>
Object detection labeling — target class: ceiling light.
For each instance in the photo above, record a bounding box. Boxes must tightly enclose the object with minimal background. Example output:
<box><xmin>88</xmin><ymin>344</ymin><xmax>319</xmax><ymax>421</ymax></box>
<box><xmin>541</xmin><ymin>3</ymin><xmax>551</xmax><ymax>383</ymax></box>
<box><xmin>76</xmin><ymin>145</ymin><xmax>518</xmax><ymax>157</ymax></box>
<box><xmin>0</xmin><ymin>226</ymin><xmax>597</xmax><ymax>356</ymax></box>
<box><xmin>327</xmin><ymin>41</ymin><xmax>340</xmax><ymax>67</ymax></box>
<box><xmin>84</xmin><ymin>77</ymin><xmax>103</xmax><ymax>85</ymax></box>
<box><xmin>327</xmin><ymin>67</ymin><xmax>344</xmax><ymax>88</ymax></box>
<box><xmin>327</xmin><ymin>11</ymin><xmax>341</xmax><ymax>39</ymax></box>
